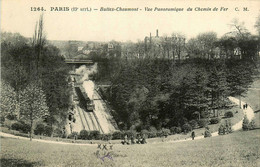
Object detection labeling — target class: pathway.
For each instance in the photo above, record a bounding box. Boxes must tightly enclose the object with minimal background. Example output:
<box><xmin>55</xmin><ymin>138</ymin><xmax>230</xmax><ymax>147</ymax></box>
<box><xmin>167</xmin><ymin>96</ymin><xmax>255</xmax><ymax>143</ymax></box>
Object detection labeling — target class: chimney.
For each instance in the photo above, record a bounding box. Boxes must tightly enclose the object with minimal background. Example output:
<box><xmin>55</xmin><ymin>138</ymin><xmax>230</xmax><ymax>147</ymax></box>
<box><xmin>156</xmin><ymin>29</ymin><xmax>159</xmax><ymax>37</ymax></box>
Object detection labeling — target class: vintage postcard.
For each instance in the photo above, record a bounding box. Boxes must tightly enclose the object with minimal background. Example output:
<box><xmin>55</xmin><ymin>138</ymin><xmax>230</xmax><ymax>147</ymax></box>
<box><xmin>1</xmin><ymin>0</ymin><xmax>260</xmax><ymax>166</ymax></box>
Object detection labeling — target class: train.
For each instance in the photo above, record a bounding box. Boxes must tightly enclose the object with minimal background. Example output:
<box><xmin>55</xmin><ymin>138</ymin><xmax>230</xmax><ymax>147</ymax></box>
<box><xmin>74</xmin><ymin>86</ymin><xmax>95</xmax><ymax>111</ymax></box>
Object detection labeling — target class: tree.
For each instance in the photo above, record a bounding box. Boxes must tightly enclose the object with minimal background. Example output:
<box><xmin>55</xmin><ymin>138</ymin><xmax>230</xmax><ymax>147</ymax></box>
<box><xmin>217</xmin><ymin>36</ymin><xmax>237</xmax><ymax>58</ymax></box>
<box><xmin>171</xmin><ymin>32</ymin><xmax>186</xmax><ymax>60</ymax></box>
<box><xmin>197</xmin><ymin>32</ymin><xmax>218</xmax><ymax>59</ymax></box>
<box><xmin>20</xmin><ymin>82</ymin><xmax>49</xmax><ymax>141</ymax></box>
<box><xmin>186</xmin><ymin>38</ymin><xmax>201</xmax><ymax>58</ymax></box>
<box><xmin>0</xmin><ymin>81</ymin><xmax>18</xmax><ymax>119</ymax></box>
<box><xmin>226</xmin><ymin>18</ymin><xmax>258</xmax><ymax>60</ymax></box>
<box><xmin>228</xmin><ymin>18</ymin><xmax>250</xmax><ymax>39</ymax></box>
<box><xmin>226</xmin><ymin>60</ymin><xmax>254</xmax><ymax>108</ymax></box>
<box><xmin>207</xmin><ymin>61</ymin><xmax>229</xmax><ymax>116</ymax></box>
<box><xmin>255</xmin><ymin>14</ymin><xmax>260</xmax><ymax>36</ymax></box>
<box><xmin>186</xmin><ymin>32</ymin><xmax>217</xmax><ymax>59</ymax></box>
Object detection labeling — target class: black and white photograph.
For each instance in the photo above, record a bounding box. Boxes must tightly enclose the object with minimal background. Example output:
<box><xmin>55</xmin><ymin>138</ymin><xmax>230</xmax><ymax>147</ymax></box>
<box><xmin>1</xmin><ymin>0</ymin><xmax>260</xmax><ymax>166</ymax></box>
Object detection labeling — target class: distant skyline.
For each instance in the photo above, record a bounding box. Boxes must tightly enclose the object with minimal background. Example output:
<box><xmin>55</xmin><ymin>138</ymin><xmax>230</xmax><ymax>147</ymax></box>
<box><xmin>1</xmin><ymin>0</ymin><xmax>260</xmax><ymax>42</ymax></box>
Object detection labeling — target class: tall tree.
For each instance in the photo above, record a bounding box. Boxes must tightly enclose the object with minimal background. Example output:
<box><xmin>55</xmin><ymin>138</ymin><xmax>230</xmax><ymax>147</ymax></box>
<box><xmin>20</xmin><ymin>82</ymin><xmax>48</xmax><ymax>141</ymax></box>
<box><xmin>197</xmin><ymin>32</ymin><xmax>218</xmax><ymax>59</ymax></box>
<box><xmin>207</xmin><ymin>62</ymin><xmax>229</xmax><ymax>116</ymax></box>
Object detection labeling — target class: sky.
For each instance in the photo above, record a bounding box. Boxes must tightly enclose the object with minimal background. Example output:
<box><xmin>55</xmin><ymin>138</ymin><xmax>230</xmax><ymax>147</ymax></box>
<box><xmin>1</xmin><ymin>0</ymin><xmax>260</xmax><ymax>42</ymax></box>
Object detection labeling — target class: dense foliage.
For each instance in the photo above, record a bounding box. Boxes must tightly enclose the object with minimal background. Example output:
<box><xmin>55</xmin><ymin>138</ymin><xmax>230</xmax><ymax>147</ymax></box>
<box><xmin>1</xmin><ymin>32</ymin><xmax>71</xmax><ymax>136</ymax></box>
<box><xmin>94</xmin><ymin>58</ymin><xmax>257</xmax><ymax>132</ymax></box>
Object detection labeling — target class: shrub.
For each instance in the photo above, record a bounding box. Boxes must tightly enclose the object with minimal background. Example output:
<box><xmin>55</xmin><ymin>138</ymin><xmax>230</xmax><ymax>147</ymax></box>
<box><xmin>34</xmin><ymin>123</ymin><xmax>45</xmax><ymax>135</ymax></box>
<box><xmin>124</xmin><ymin>130</ymin><xmax>137</xmax><ymax>138</ymax></box>
<box><xmin>141</xmin><ymin>129</ymin><xmax>149</xmax><ymax>138</ymax></box>
<box><xmin>53</xmin><ymin>128</ymin><xmax>63</xmax><ymax>137</ymax></box>
<box><xmin>148</xmin><ymin>127</ymin><xmax>158</xmax><ymax>138</ymax></box>
<box><xmin>249</xmin><ymin>119</ymin><xmax>256</xmax><ymax>130</ymax></box>
<box><xmin>218</xmin><ymin>119</ymin><xmax>232</xmax><ymax>135</ymax></box>
<box><xmin>204</xmin><ymin>126</ymin><xmax>212</xmax><ymax>138</ymax></box>
<box><xmin>218</xmin><ymin>124</ymin><xmax>225</xmax><ymax>135</ymax></box>
<box><xmin>0</xmin><ymin>116</ymin><xmax>5</xmax><ymax>125</ymax></box>
<box><xmin>79</xmin><ymin>130</ymin><xmax>89</xmax><ymax>140</ymax></box>
<box><xmin>161</xmin><ymin>128</ymin><xmax>171</xmax><ymax>137</ymax></box>
<box><xmin>224</xmin><ymin>111</ymin><xmax>234</xmax><ymax>118</ymax></box>
<box><xmin>68</xmin><ymin>131</ymin><xmax>79</xmax><ymax>139</ymax></box>
<box><xmin>101</xmin><ymin>133</ymin><xmax>112</xmax><ymax>141</ymax></box>
<box><xmin>11</xmin><ymin>121</ymin><xmax>30</xmax><ymax>133</ymax></box>
<box><xmin>198</xmin><ymin>119</ymin><xmax>209</xmax><ymax>128</ymax></box>
<box><xmin>210</xmin><ymin>117</ymin><xmax>221</xmax><ymax>124</ymax></box>
<box><xmin>89</xmin><ymin>130</ymin><xmax>101</xmax><ymax>140</ymax></box>
<box><xmin>182</xmin><ymin>123</ymin><xmax>192</xmax><ymax>133</ymax></box>
<box><xmin>189</xmin><ymin>120</ymin><xmax>198</xmax><ymax>129</ymax></box>
<box><xmin>11</xmin><ymin>122</ymin><xmax>21</xmax><ymax>131</ymax></box>
<box><xmin>6</xmin><ymin>114</ymin><xmax>16</xmax><ymax>120</ymax></box>
<box><xmin>242</xmin><ymin>115</ymin><xmax>250</xmax><ymax>131</ymax></box>
<box><xmin>44</xmin><ymin>126</ymin><xmax>53</xmax><ymax>136</ymax></box>
<box><xmin>112</xmin><ymin>131</ymin><xmax>123</xmax><ymax>140</ymax></box>
<box><xmin>170</xmin><ymin>126</ymin><xmax>182</xmax><ymax>134</ymax></box>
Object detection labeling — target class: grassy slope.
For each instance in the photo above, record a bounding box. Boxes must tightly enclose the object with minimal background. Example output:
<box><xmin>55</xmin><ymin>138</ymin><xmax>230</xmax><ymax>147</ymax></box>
<box><xmin>1</xmin><ymin>129</ymin><xmax>259</xmax><ymax>167</ymax></box>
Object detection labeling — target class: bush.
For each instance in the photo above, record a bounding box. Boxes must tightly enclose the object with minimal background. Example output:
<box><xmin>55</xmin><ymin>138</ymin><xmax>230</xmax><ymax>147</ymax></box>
<box><xmin>189</xmin><ymin>120</ymin><xmax>198</xmax><ymax>129</ymax></box>
<box><xmin>218</xmin><ymin>119</ymin><xmax>232</xmax><ymax>135</ymax></box>
<box><xmin>53</xmin><ymin>128</ymin><xmax>64</xmax><ymax>137</ymax></box>
<box><xmin>204</xmin><ymin>126</ymin><xmax>212</xmax><ymax>138</ymax></box>
<box><xmin>0</xmin><ymin>116</ymin><xmax>5</xmax><ymax>125</ymax></box>
<box><xmin>249</xmin><ymin>119</ymin><xmax>256</xmax><ymax>130</ymax></box>
<box><xmin>147</xmin><ymin>127</ymin><xmax>158</xmax><ymax>138</ymax></box>
<box><xmin>218</xmin><ymin>124</ymin><xmax>225</xmax><ymax>135</ymax></box>
<box><xmin>124</xmin><ymin>130</ymin><xmax>137</xmax><ymax>139</ymax></box>
<box><xmin>141</xmin><ymin>129</ymin><xmax>149</xmax><ymax>138</ymax></box>
<box><xmin>68</xmin><ymin>131</ymin><xmax>78</xmax><ymax>139</ymax></box>
<box><xmin>79</xmin><ymin>130</ymin><xmax>89</xmax><ymax>140</ymax></box>
<box><xmin>242</xmin><ymin>115</ymin><xmax>250</xmax><ymax>131</ymax></box>
<box><xmin>11</xmin><ymin>122</ymin><xmax>21</xmax><ymax>131</ymax></box>
<box><xmin>210</xmin><ymin>117</ymin><xmax>221</xmax><ymax>124</ymax></box>
<box><xmin>6</xmin><ymin>114</ymin><xmax>16</xmax><ymax>120</ymax></box>
<box><xmin>224</xmin><ymin>111</ymin><xmax>234</xmax><ymax>118</ymax></box>
<box><xmin>89</xmin><ymin>130</ymin><xmax>101</xmax><ymax>140</ymax></box>
<box><xmin>44</xmin><ymin>126</ymin><xmax>53</xmax><ymax>136</ymax></box>
<box><xmin>161</xmin><ymin>128</ymin><xmax>171</xmax><ymax>137</ymax></box>
<box><xmin>112</xmin><ymin>131</ymin><xmax>123</xmax><ymax>140</ymax></box>
<box><xmin>170</xmin><ymin>126</ymin><xmax>182</xmax><ymax>134</ymax></box>
<box><xmin>101</xmin><ymin>133</ymin><xmax>112</xmax><ymax>141</ymax></box>
<box><xmin>34</xmin><ymin>123</ymin><xmax>45</xmax><ymax>135</ymax></box>
<box><xmin>182</xmin><ymin>123</ymin><xmax>192</xmax><ymax>133</ymax></box>
<box><xmin>198</xmin><ymin>119</ymin><xmax>209</xmax><ymax>128</ymax></box>
<box><xmin>11</xmin><ymin>121</ymin><xmax>30</xmax><ymax>133</ymax></box>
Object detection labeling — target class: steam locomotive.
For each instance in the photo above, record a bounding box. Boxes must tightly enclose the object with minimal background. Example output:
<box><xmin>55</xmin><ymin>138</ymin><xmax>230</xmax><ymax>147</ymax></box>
<box><xmin>74</xmin><ymin>86</ymin><xmax>95</xmax><ymax>111</ymax></box>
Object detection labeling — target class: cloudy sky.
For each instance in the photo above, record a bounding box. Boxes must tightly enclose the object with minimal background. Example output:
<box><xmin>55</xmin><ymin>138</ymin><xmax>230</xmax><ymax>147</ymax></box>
<box><xmin>1</xmin><ymin>0</ymin><xmax>260</xmax><ymax>42</ymax></box>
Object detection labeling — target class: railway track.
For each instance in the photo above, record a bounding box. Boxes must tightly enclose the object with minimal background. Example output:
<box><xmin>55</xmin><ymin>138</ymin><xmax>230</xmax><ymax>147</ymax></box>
<box><xmin>76</xmin><ymin>105</ymin><xmax>85</xmax><ymax>130</ymax></box>
<box><xmin>92</xmin><ymin>111</ymin><xmax>104</xmax><ymax>134</ymax></box>
<box><xmin>86</xmin><ymin>111</ymin><xmax>98</xmax><ymax>131</ymax></box>
<box><xmin>81</xmin><ymin>108</ymin><xmax>91</xmax><ymax>130</ymax></box>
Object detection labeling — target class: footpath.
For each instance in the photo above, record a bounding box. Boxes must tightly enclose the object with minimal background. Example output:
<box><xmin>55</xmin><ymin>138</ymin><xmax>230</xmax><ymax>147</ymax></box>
<box><xmin>167</xmin><ymin>96</ymin><xmax>255</xmax><ymax>143</ymax></box>
<box><xmin>0</xmin><ymin>97</ymin><xmax>255</xmax><ymax>145</ymax></box>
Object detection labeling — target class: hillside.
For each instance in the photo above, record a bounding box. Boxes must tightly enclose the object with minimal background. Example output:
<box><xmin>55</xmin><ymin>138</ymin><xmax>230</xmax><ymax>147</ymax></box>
<box><xmin>1</xmin><ymin>129</ymin><xmax>259</xmax><ymax>167</ymax></box>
